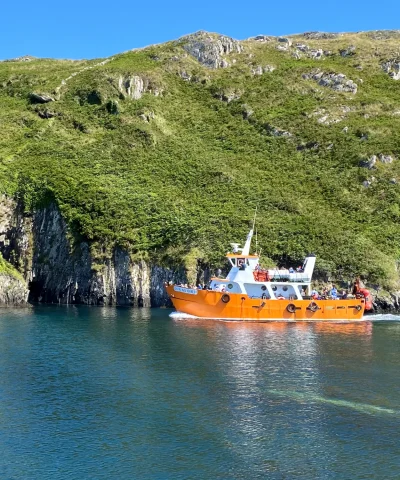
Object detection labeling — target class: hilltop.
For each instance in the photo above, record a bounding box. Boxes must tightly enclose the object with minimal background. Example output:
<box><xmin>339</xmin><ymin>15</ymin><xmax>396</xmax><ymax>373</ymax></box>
<box><xmin>0</xmin><ymin>30</ymin><xmax>400</xmax><ymax>305</ymax></box>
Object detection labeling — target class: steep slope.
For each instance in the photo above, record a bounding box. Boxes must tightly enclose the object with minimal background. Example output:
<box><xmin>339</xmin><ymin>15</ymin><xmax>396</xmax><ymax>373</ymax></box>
<box><xmin>0</xmin><ymin>30</ymin><xmax>400</xmax><ymax>304</ymax></box>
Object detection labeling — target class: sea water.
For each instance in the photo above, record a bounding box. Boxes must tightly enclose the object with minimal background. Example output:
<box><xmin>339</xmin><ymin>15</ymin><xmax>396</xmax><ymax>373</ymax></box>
<box><xmin>0</xmin><ymin>306</ymin><xmax>399</xmax><ymax>479</ymax></box>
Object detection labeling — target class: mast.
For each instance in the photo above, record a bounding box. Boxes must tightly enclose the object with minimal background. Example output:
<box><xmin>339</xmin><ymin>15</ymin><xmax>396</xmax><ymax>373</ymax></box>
<box><xmin>242</xmin><ymin>208</ymin><xmax>257</xmax><ymax>256</ymax></box>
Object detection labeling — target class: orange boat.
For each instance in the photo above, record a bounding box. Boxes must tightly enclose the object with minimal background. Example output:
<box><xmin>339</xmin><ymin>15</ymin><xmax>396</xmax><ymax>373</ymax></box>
<box><xmin>165</xmin><ymin>228</ymin><xmax>373</xmax><ymax>321</ymax></box>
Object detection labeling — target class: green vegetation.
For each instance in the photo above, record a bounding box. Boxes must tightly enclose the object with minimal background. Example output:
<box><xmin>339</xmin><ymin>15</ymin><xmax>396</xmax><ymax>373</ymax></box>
<box><xmin>0</xmin><ymin>253</ymin><xmax>24</xmax><ymax>281</ymax></box>
<box><xmin>1</xmin><ymin>31</ymin><xmax>400</xmax><ymax>288</ymax></box>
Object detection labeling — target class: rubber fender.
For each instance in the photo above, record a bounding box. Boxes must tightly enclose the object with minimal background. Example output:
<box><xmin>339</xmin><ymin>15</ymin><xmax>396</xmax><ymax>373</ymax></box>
<box><xmin>286</xmin><ymin>303</ymin><xmax>296</xmax><ymax>313</ymax></box>
<box><xmin>221</xmin><ymin>294</ymin><xmax>230</xmax><ymax>304</ymax></box>
<box><xmin>308</xmin><ymin>302</ymin><xmax>318</xmax><ymax>312</ymax></box>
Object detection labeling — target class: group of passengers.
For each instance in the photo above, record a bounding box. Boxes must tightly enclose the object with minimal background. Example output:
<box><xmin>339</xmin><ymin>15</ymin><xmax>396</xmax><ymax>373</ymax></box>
<box><xmin>310</xmin><ymin>285</ymin><xmax>348</xmax><ymax>300</ymax></box>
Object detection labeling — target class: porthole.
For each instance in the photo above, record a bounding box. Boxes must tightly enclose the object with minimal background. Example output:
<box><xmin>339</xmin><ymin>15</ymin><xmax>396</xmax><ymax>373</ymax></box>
<box><xmin>283</xmin><ymin>286</ymin><xmax>288</xmax><ymax>292</ymax></box>
<box><xmin>228</xmin><ymin>283</ymin><xmax>233</xmax><ymax>290</ymax></box>
<box><xmin>261</xmin><ymin>285</ymin><xmax>267</xmax><ymax>291</ymax></box>
<box><xmin>272</xmin><ymin>286</ymin><xmax>277</xmax><ymax>291</ymax></box>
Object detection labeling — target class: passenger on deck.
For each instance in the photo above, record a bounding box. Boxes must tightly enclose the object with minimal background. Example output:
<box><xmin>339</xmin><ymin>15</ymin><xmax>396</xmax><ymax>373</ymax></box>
<box><xmin>341</xmin><ymin>290</ymin><xmax>348</xmax><ymax>299</ymax></box>
<box><xmin>311</xmin><ymin>289</ymin><xmax>319</xmax><ymax>300</ymax></box>
<box><xmin>331</xmin><ymin>285</ymin><xmax>338</xmax><ymax>299</ymax></box>
<box><xmin>289</xmin><ymin>267</ymin><xmax>294</xmax><ymax>273</ymax></box>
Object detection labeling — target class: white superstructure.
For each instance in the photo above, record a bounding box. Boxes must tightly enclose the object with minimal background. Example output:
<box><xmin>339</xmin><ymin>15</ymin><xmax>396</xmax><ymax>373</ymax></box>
<box><xmin>209</xmin><ymin>229</ymin><xmax>316</xmax><ymax>300</ymax></box>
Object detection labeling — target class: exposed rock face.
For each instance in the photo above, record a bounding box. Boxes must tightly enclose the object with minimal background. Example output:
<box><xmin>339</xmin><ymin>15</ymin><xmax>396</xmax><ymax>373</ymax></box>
<box><xmin>0</xmin><ymin>274</ymin><xmax>29</xmax><ymax>305</ymax></box>
<box><xmin>181</xmin><ymin>31</ymin><xmax>242</xmax><ymax>69</ymax></box>
<box><xmin>0</xmin><ymin>198</ymin><xmax>199</xmax><ymax>307</ymax></box>
<box><xmin>381</xmin><ymin>60</ymin><xmax>400</xmax><ymax>80</ymax></box>
<box><xmin>117</xmin><ymin>75</ymin><xmax>162</xmax><ymax>99</ymax></box>
<box><xmin>303</xmin><ymin>70</ymin><xmax>358</xmax><ymax>93</ymax></box>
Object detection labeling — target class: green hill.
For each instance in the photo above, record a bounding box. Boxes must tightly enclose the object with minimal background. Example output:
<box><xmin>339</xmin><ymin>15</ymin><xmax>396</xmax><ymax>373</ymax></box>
<box><xmin>1</xmin><ymin>30</ymin><xmax>400</xmax><ymax>291</ymax></box>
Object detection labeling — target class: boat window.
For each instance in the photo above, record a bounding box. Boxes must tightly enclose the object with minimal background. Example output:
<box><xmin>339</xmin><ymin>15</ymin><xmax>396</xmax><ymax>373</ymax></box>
<box><xmin>272</xmin><ymin>286</ymin><xmax>277</xmax><ymax>291</ymax></box>
<box><xmin>228</xmin><ymin>284</ymin><xmax>233</xmax><ymax>289</ymax></box>
<box><xmin>261</xmin><ymin>285</ymin><xmax>267</xmax><ymax>291</ymax></box>
<box><xmin>283</xmin><ymin>286</ymin><xmax>288</xmax><ymax>292</ymax></box>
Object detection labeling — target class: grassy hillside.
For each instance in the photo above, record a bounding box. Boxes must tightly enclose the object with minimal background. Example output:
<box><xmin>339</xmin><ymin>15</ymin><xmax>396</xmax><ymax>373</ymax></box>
<box><xmin>1</xmin><ymin>31</ymin><xmax>400</xmax><ymax>288</ymax></box>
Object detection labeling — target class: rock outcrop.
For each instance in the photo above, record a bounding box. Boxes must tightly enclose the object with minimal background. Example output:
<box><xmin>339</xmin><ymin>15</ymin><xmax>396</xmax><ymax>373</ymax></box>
<box><xmin>117</xmin><ymin>75</ymin><xmax>163</xmax><ymax>99</ymax></box>
<box><xmin>30</xmin><ymin>93</ymin><xmax>55</xmax><ymax>104</ymax></box>
<box><xmin>302</xmin><ymin>70</ymin><xmax>358</xmax><ymax>93</ymax></box>
<box><xmin>181</xmin><ymin>31</ymin><xmax>242</xmax><ymax>69</ymax></box>
<box><xmin>0</xmin><ymin>274</ymin><xmax>29</xmax><ymax>305</ymax></box>
<box><xmin>381</xmin><ymin>60</ymin><xmax>400</xmax><ymax>80</ymax></box>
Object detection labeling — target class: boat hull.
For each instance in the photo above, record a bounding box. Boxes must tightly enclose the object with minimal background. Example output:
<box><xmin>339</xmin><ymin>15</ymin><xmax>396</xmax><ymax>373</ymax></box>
<box><xmin>166</xmin><ymin>286</ymin><xmax>365</xmax><ymax>321</ymax></box>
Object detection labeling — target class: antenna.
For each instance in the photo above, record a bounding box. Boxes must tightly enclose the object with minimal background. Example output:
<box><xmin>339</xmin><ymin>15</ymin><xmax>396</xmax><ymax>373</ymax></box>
<box><xmin>252</xmin><ymin>206</ymin><xmax>257</xmax><ymax>231</ymax></box>
<box><xmin>255</xmin><ymin>228</ymin><xmax>258</xmax><ymax>255</ymax></box>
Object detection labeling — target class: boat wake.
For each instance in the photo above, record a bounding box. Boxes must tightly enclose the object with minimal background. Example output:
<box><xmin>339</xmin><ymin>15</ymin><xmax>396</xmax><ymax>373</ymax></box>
<box><xmin>268</xmin><ymin>389</ymin><xmax>399</xmax><ymax>417</ymax></box>
<box><xmin>363</xmin><ymin>313</ymin><xmax>400</xmax><ymax>321</ymax></box>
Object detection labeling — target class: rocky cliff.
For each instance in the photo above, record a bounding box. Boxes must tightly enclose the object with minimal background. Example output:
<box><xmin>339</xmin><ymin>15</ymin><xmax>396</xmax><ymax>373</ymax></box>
<box><xmin>0</xmin><ymin>196</ymin><xmax>192</xmax><ymax>306</ymax></box>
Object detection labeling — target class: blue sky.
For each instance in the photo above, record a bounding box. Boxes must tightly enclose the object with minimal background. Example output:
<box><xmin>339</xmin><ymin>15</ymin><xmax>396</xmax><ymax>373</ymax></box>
<box><xmin>1</xmin><ymin>0</ymin><xmax>399</xmax><ymax>60</ymax></box>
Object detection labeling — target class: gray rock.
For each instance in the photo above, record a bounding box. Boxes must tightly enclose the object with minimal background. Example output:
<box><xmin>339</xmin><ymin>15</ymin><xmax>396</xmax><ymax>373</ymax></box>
<box><xmin>179</xmin><ymin>70</ymin><xmax>192</xmax><ymax>81</ymax></box>
<box><xmin>253</xmin><ymin>35</ymin><xmax>272</xmax><ymax>42</ymax></box>
<box><xmin>308</xmin><ymin>49</ymin><xmax>324</xmax><ymax>59</ymax></box>
<box><xmin>30</xmin><ymin>93</ymin><xmax>55</xmax><ymax>104</ymax></box>
<box><xmin>381</xmin><ymin>60</ymin><xmax>400</xmax><ymax>80</ymax></box>
<box><xmin>278</xmin><ymin>37</ymin><xmax>292</xmax><ymax>46</ymax></box>
<box><xmin>215</xmin><ymin>89</ymin><xmax>242</xmax><ymax>103</ymax></box>
<box><xmin>303</xmin><ymin>32</ymin><xmax>340</xmax><ymax>39</ymax></box>
<box><xmin>251</xmin><ymin>65</ymin><xmax>263</xmax><ymax>76</ymax></box>
<box><xmin>181</xmin><ymin>31</ymin><xmax>242</xmax><ymax>69</ymax></box>
<box><xmin>117</xmin><ymin>75</ymin><xmax>162</xmax><ymax>100</ymax></box>
<box><xmin>389</xmin><ymin>178</ymin><xmax>398</xmax><ymax>184</ymax></box>
<box><xmin>378</xmin><ymin>154</ymin><xmax>394</xmax><ymax>163</ymax></box>
<box><xmin>263</xmin><ymin>65</ymin><xmax>276</xmax><ymax>73</ymax></box>
<box><xmin>4</xmin><ymin>55</ymin><xmax>36</xmax><ymax>62</ymax></box>
<box><xmin>359</xmin><ymin>155</ymin><xmax>377</xmax><ymax>169</ymax></box>
<box><xmin>303</xmin><ymin>69</ymin><xmax>358</xmax><ymax>93</ymax></box>
<box><xmin>340</xmin><ymin>45</ymin><xmax>356</xmax><ymax>57</ymax></box>
<box><xmin>295</xmin><ymin>43</ymin><xmax>309</xmax><ymax>52</ymax></box>
<box><xmin>0</xmin><ymin>274</ymin><xmax>28</xmax><ymax>305</ymax></box>
<box><xmin>266</xmin><ymin>124</ymin><xmax>293</xmax><ymax>137</ymax></box>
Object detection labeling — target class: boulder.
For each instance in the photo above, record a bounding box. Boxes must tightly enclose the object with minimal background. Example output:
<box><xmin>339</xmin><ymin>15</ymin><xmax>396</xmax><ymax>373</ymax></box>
<box><xmin>278</xmin><ymin>37</ymin><xmax>292</xmax><ymax>46</ymax></box>
<box><xmin>265</xmin><ymin>124</ymin><xmax>293</xmax><ymax>137</ymax></box>
<box><xmin>30</xmin><ymin>93</ymin><xmax>55</xmax><ymax>104</ymax></box>
<box><xmin>359</xmin><ymin>155</ymin><xmax>377</xmax><ymax>169</ymax></box>
<box><xmin>253</xmin><ymin>35</ymin><xmax>272</xmax><ymax>42</ymax></box>
<box><xmin>340</xmin><ymin>45</ymin><xmax>356</xmax><ymax>57</ymax></box>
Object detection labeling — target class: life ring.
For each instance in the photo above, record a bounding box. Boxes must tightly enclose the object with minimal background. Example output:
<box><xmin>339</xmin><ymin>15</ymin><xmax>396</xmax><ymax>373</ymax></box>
<box><xmin>308</xmin><ymin>301</ymin><xmax>318</xmax><ymax>312</ymax></box>
<box><xmin>355</xmin><ymin>305</ymin><xmax>362</xmax><ymax>312</ymax></box>
<box><xmin>286</xmin><ymin>303</ymin><xmax>296</xmax><ymax>313</ymax></box>
<box><xmin>221</xmin><ymin>294</ymin><xmax>230</xmax><ymax>304</ymax></box>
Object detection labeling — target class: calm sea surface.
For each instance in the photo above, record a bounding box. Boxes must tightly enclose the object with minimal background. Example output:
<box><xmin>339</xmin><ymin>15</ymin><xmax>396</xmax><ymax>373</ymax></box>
<box><xmin>0</xmin><ymin>307</ymin><xmax>399</xmax><ymax>480</ymax></box>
